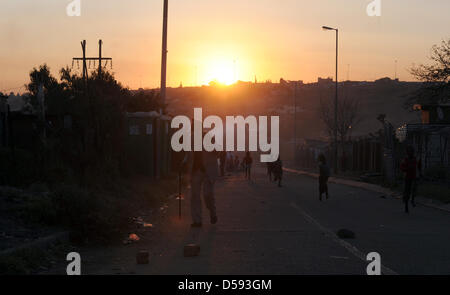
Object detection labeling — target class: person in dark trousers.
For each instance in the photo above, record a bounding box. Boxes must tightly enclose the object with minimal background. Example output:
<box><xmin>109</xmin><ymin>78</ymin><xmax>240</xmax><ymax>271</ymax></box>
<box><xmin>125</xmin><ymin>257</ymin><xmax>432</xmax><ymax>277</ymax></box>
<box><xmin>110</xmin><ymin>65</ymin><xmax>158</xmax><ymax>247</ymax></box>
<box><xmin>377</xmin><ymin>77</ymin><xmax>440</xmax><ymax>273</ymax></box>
<box><xmin>267</xmin><ymin>161</ymin><xmax>274</xmax><ymax>181</ymax></box>
<box><xmin>272</xmin><ymin>157</ymin><xmax>283</xmax><ymax>187</ymax></box>
<box><xmin>400</xmin><ymin>146</ymin><xmax>421</xmax><ymax>213</ymax></box>
<box><xmin>243</xmin><ymin>151</ymin><xmax>253</xmax><ymax>180</ymax></box>
<box><xmin>318</xmin><ymin>154</ymin><xmax>330</xmax><ymax>201</ymax></box>
<box><xmin>234</xmin><ymin>154</ymin><xmax>240</xmax><ymax>171</ymax></box>
<box><xmin>219</xmin><ymin>151</ymin><xmax>226</xmax><ymax>177</ymax></box>
<box><xmin>182</xmin><ymin>148</ymin><xmax>219</xmax><ymax>228</ymax></box>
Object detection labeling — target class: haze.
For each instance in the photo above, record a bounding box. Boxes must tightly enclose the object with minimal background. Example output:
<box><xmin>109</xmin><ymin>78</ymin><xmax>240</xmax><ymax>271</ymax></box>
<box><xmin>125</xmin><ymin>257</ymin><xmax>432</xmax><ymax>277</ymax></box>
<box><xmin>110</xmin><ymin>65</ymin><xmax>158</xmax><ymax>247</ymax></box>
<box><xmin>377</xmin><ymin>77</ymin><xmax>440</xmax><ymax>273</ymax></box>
<box><xmin>1</xmin><ymin>0</ymin><xmax>449</xmax><ymax>92</ymax></box>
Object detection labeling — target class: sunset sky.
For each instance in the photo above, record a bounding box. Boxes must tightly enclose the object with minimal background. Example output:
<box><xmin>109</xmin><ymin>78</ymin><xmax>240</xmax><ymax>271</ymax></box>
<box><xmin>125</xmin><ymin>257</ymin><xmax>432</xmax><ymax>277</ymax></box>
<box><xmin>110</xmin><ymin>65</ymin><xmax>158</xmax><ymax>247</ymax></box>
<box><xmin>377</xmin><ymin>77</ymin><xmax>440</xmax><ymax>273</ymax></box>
<box><xmin>0</xmin><ymin>0</ymin><xmax>449</xmax><ymax>92</ymax></box>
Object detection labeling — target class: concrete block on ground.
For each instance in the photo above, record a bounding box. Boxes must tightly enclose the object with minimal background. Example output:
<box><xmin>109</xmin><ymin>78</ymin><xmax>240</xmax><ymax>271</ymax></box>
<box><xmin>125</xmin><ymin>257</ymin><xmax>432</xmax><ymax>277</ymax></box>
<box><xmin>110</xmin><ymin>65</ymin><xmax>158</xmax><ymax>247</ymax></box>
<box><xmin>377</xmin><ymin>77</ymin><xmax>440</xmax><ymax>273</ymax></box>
<box><xmin>184</xmin><ymin>244</ymin><xmax>200</xmax><ymax>257</ymax></box>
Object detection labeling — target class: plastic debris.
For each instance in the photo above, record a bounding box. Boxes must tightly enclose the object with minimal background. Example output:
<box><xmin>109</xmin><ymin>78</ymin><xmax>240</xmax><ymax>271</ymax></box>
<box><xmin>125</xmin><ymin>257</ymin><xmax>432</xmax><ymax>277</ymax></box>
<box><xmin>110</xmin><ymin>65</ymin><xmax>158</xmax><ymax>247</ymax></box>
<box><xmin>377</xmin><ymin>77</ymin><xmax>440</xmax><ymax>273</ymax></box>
<box><xmin>133</xmin><ymin>217</ymin><xmax>154</xmax><ymax>229</ymax></box>
<box><xmin>123</xmin><ymin>233</ymin><xmax>141</xmax><ymax>245</ymax></box>
<box><xmin>129</xmin><ymin>233</ymin><xmax>140</xmax><ymax>241</ymax></box>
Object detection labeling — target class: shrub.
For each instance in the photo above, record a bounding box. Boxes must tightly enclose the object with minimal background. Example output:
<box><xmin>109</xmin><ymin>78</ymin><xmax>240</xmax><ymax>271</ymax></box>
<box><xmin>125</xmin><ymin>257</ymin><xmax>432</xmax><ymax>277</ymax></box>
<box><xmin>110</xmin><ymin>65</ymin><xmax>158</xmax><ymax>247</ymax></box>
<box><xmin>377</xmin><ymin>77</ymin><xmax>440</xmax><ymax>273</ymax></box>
<box><xmin>19</xmin><ymin>184</ymin><xmax>126</xmax><ymax>243</ymax></box>
<box><xmin>0</xmin><ymin>148</ymin><xmax>38</xmax><ymax>187</ymax></box>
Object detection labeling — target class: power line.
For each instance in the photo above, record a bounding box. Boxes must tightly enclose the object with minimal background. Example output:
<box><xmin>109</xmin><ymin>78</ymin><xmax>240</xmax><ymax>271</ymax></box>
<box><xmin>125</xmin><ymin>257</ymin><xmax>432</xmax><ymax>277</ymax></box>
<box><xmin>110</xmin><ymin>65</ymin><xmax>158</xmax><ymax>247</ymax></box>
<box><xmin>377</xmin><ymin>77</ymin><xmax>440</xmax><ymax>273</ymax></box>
<box><xmin>72</xmin><ymin>39</ymin><xmax>112</xmax><ymax>80</ymax></box>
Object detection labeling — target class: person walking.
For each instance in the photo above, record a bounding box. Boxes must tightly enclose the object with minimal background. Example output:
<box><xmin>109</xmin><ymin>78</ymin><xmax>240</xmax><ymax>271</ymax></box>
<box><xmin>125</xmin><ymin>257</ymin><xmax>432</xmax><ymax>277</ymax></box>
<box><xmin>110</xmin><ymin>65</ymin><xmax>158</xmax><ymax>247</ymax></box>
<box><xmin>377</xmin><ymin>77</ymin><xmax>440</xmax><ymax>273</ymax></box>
<box><xmin>182</xmin><ymin>149</ymin><xmax>219</xmax><ymax>227</ymax></box>
<box><xmin>400</xmin><ymin>146</ymin><xmax>420</xmax><ymax>213</ymax></box>
<box><xmin>219</xmin><ymin>151</ymin><xmax>226</xmax><ymax>177</ymax></box>
<box><xmin>272</xmin><ymin>157</ymin><xmax>283</xmax><ymax>187</ymax></box>
<box><xmin>267</xmin><ymin>161</ymin><xmax>273</xmax><ymax>181</ymax></box>
<box><xmin>318</xmin><ymin>154</ymin><xmax>330</xmax><ymax>201</ymax></box>
<box><xmin>226</xmin><ymin>152</ymin><xmax>233</xmax><ymax>172</ymax></box>
<box><xmin>243</xmin><ymin>151</ymin><xmax>253</xmax><ymax>180</ymax></box>
<box><xmin>234</xmin><ymin>154</ymin><xmax>240</xmax><ymax>171</ymax></box>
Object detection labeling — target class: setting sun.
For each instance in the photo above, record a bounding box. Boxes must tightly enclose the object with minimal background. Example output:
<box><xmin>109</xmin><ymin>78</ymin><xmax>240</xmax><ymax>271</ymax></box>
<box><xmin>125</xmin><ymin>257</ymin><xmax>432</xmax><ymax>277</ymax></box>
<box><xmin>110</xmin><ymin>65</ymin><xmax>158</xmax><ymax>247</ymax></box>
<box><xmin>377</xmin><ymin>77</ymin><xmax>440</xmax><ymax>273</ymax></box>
<box><xmin>205</xmin><ymin>59</ymin><xmax>237</xmax><ymax>86</ymax></box>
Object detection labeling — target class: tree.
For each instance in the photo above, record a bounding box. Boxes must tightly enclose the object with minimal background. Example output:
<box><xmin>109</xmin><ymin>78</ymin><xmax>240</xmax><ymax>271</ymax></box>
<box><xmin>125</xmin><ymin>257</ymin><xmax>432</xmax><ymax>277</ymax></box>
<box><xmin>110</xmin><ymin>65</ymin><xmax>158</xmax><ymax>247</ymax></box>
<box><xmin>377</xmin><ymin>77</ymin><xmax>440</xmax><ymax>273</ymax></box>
<box><xmin>24</xmin><ymin>64</ymin><xmax>67</xmax><ymax>114</ymax></box>
<box><xmin>125</xmin><ymin>90</ymin><xmax>162</xmax><ymax>113</ymax></box>
<box><xmin>409</xmin><ymin>39</ymin><xmax>450</xmax><ymax>105</ymax></box>
<box><xmin>319</xmin><ymin>96</ymin><xmax>362</xmax><ymax>170</ymax></box>
<box><xmin>320</xmin><ymin>96</ymin><xmax>361</xmax><ymax>142</ymax></box>
<box><xmin>0</xmin><ymin>92</ymin><xmax>7</xmax><ymax>102</ymax></box>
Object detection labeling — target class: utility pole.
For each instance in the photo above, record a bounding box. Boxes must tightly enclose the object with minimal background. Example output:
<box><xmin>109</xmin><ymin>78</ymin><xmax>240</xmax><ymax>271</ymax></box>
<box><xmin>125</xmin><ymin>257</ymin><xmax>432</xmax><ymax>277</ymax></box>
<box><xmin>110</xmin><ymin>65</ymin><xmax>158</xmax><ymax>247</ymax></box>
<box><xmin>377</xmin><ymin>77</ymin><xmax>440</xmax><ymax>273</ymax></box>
<box><xmin>98</xmin><ymin>40</ymin><xmax>102</xmax><ymax>76</ymax></box>
<box><xmin>335</xmin><ymin>29</ymin><xmax>338</xmax><ymax>174</ymax></box>
<box><xmin>82</xmin><ymin>40</ymin><xmax>87</xmax><ymax>81</ymax></box>
<box><xmin>72</xmin><ymin>40</ymin><xmax>112</xmax><ymax>153</ymax></box>
<box><xmin>322</xmin><ymin>26</ymin><xmax>339</xmax><ymax>174</ymax></box>
<box><xmin>394</xmin><ymin>60</ymin><xmax>398</xmax><ymax>80</ymax></box>
<box><xmin>294</xmin><ymin>82</ymin><xmax>297</xmax><ymax>163</ymax></box>
<box><xmin>347</xmin><ymin>64</ymin><xmax>350</xmax><ymax>81</ymax></box>
<box><xmin>37</xmin><ymin>84</ymin><xmax>46</xmax><ymax>144</ymax></box>
<box><xmin>160</xmin><ymin>0</ymin><xmax>169</xmax><ymax>112</ymax></box>
<box><xmin>72</xmin><ymin>40</ymin><xmax>112</xmax><ymax>81</ymax></box>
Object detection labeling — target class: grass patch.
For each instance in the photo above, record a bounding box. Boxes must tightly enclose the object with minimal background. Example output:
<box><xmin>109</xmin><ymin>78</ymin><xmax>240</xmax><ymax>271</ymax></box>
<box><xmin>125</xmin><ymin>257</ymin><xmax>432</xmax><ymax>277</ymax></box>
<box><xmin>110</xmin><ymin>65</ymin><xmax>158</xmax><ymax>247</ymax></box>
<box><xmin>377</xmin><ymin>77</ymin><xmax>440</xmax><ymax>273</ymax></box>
<box><xmin>0</xmin><ymin>243</ymin><xmax>71</xmax><ymax>275</ymax></box>
<box><xmin>15</xmin><ymin>175</ymin><xmax>180</xmax><ymax>245</ymax></box>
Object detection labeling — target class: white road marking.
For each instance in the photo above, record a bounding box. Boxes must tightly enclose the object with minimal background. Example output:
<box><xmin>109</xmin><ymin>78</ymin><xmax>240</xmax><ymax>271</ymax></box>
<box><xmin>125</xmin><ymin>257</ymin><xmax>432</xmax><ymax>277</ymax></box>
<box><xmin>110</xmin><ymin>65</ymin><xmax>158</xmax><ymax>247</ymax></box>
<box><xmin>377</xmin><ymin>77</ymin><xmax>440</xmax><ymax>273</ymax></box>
<box><xmin>290</xmin><ymin>202</ymin><xmax>398</xmax><ymax>275</ymax></box>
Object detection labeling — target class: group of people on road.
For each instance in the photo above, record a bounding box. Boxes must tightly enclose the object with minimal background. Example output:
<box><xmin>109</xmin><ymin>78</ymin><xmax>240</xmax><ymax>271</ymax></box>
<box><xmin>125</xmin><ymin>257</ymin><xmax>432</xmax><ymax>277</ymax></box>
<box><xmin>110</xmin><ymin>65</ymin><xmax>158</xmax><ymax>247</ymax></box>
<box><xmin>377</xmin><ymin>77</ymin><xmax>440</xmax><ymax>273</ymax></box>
<box><xmin>181</xmin><ymin>142</ymin><xmax>420</xmax><ymax>227</ymax></box>
<box><xmin>315</xmin><ymin>145</ymin><xmax>421</xmax><ymax>214</ymax></box>
<box><xmin>218</xmin><ymin>151</ymin><xmax>253</xmax><ymax>177</ymax></box>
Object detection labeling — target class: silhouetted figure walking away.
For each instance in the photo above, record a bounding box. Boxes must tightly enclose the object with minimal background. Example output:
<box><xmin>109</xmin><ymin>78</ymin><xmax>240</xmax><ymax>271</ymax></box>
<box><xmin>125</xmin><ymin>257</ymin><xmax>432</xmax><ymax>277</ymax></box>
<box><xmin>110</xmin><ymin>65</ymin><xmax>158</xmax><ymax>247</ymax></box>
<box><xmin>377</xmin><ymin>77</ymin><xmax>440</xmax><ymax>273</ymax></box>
<box><xmin>267</xmin><ymin>162</ymin><xmax>273</xmax><ymax>181</ymax></box>
<box><xmin>244</xmin><ymin>152</ymin><xmax>253</xmax><ymax>180</ymax></box>
<box><xmin>182</xmin><ymin>150</ymin><xmax>219</xmax><ymax>227</ymax></box>
<box><xmin>400</xmin><ymin>146</ymin><xmax>421</xmax><ymax>213</ymax></box>
<box><xmin>234</xmin><ymin>154</ymin><xmax>240</xmax><ymax>171</ymax></box>
<box><xmin>272</xmin><ymin>157</ymin><xmax>283</xmax><ymax>187</ymax></box>
<box><xmin>219</xmin><ymin>151</ymin><xmax>226</xmax><ymax>177</ymax></box>
<box><xmin>318</xmin><ymin>154</ymin><xmax>330</xmax><ymax>201</ymax></box>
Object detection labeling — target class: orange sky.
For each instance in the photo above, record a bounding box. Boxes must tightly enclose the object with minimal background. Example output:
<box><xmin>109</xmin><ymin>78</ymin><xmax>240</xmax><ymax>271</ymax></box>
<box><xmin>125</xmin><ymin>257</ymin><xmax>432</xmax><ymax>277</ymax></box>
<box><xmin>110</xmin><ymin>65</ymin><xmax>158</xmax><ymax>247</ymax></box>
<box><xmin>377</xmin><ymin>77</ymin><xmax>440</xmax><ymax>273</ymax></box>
<box><xmin>0</xmin><ymin>0</ymin><xmax>449</xmax><ymax>92</ymax></box>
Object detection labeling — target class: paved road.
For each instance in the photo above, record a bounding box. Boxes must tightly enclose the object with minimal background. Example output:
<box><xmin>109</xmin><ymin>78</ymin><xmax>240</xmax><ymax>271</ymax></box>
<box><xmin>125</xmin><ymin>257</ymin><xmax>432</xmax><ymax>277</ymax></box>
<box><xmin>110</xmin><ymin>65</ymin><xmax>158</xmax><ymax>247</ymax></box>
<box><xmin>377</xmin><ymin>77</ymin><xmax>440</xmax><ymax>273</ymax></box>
<box><xmin>62</xmin><ymin>164</ymin><xmax>450</xmax><ymax>275</ymax></box>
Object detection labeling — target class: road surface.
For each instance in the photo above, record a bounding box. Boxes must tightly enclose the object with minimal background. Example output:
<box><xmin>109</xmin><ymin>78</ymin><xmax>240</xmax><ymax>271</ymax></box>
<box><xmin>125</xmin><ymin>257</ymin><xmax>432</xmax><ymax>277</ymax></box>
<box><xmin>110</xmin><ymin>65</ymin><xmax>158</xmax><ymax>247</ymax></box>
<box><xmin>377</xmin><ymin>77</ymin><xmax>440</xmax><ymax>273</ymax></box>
<box><xmin>51</xmin><ymin>164</ymin><xmax>450</xmax><ymax>275</ymax></box>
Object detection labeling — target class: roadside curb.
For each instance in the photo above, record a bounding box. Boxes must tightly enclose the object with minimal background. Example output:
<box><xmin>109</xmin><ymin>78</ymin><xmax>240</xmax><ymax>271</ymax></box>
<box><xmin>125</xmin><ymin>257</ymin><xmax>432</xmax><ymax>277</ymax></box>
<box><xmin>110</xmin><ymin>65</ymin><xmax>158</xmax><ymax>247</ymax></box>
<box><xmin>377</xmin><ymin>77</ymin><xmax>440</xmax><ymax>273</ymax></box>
<box><xmin>0</xmin><ymin>231</ymin><xmax>70</xmax><ymax>257</ymax></box>
<box><xmin>283</xmin><ymin>167</ymin><xmax>450</xmax><ymax>214</ymax></box>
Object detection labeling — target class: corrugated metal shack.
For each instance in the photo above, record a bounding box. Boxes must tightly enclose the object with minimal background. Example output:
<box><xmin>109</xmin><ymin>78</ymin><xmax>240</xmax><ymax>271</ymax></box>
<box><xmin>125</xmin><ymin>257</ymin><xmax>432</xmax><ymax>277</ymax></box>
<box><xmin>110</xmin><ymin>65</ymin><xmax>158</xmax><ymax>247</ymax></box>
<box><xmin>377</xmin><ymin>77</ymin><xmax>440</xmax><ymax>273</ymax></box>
<box><xmin>125</xmin><ymin>112</ymin><xmax>172</xmax><ymax>179</ymax></box>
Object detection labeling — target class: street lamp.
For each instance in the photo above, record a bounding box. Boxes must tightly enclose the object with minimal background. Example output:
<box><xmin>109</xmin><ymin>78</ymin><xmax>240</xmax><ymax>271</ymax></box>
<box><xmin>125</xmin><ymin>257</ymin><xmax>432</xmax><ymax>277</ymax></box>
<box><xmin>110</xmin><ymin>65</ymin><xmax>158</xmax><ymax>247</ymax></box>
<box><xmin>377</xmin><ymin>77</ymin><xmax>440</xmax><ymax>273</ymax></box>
<box><xmin>322</xmin><ymin>25</ymin><xmax>339</xmax><ymax>174</ymax></box>
<box><xmin>160</xmin><ymin>0</ymin><xmax>169</xmax><ymax>113</ymax></box>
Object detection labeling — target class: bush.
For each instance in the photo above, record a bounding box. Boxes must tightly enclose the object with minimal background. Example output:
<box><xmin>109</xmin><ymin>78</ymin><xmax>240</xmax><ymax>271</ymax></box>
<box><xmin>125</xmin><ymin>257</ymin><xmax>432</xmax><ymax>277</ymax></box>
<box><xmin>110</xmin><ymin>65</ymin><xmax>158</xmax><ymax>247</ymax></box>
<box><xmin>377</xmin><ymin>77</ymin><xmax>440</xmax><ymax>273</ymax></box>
<box><xmin>0</xmin><ymin>254</ymin><xmax>29</xmax><ymax>275</ymax></box>
<box><xmin>0</xmin><ymin>243</ymin><xmax>69</xmax><ymax>275</ymax></box>
<box><xmin>0</xmin><ymin>248</ymin><xmax>49</xmax><ymax>275</ymax></box>
<box><xmin>0</xmin><ymin>148</ymin><xmax>38</xmax><ymax>187</ymax></box>
<box><xmin>21</xmin><ymin>185</ymin><xmax>127</xmax><ymax>243</ymax></box>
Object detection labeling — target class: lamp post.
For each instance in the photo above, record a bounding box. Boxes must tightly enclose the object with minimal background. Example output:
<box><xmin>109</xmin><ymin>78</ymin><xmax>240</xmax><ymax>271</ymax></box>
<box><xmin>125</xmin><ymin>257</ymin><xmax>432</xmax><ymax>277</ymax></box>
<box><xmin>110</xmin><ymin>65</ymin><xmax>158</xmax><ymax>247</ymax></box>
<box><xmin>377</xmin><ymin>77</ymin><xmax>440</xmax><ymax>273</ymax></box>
<box><xmin>160</xmin><ymin>0</ymin><xmax>169</xmax><ymax>113</ymax></box>
<box><xmin>322</xmin><ymin>26</ymin><xmax>339</xmax><ymax>174</ymax></box>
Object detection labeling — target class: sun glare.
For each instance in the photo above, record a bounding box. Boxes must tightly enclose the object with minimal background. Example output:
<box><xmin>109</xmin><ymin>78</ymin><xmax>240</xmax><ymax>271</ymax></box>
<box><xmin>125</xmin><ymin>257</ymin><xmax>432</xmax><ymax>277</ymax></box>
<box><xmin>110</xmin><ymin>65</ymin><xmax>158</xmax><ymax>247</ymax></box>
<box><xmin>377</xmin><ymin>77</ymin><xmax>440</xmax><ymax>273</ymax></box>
<box><xmin>207</xmin><ymin>59</ymin><xmax>237</xmax><ymax>86</ymax></box>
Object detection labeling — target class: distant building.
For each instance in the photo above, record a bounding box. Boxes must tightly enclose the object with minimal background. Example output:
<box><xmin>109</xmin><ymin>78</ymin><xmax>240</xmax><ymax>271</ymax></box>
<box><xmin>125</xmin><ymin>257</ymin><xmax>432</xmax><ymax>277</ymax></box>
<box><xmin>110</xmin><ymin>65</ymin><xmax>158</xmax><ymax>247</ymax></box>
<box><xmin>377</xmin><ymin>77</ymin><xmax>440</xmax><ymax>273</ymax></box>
<box><xmin>374</xmin><ymin>77</ymin><xmax>399</xmax><ymax>85</ymax></box>
<box><xmin>396</xmin><ymin>103</ymin><xmax>450</xmax><ymax>171</ymax></box>
<box><xmin>317</xmin><ymin>77</ymin><xmax>333</xmax><ymax>87</ymax></box>
<box><xmin>318</xmin><ymin>77</ymin><xmax>333</xmax><ymax>83</ymax></box>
